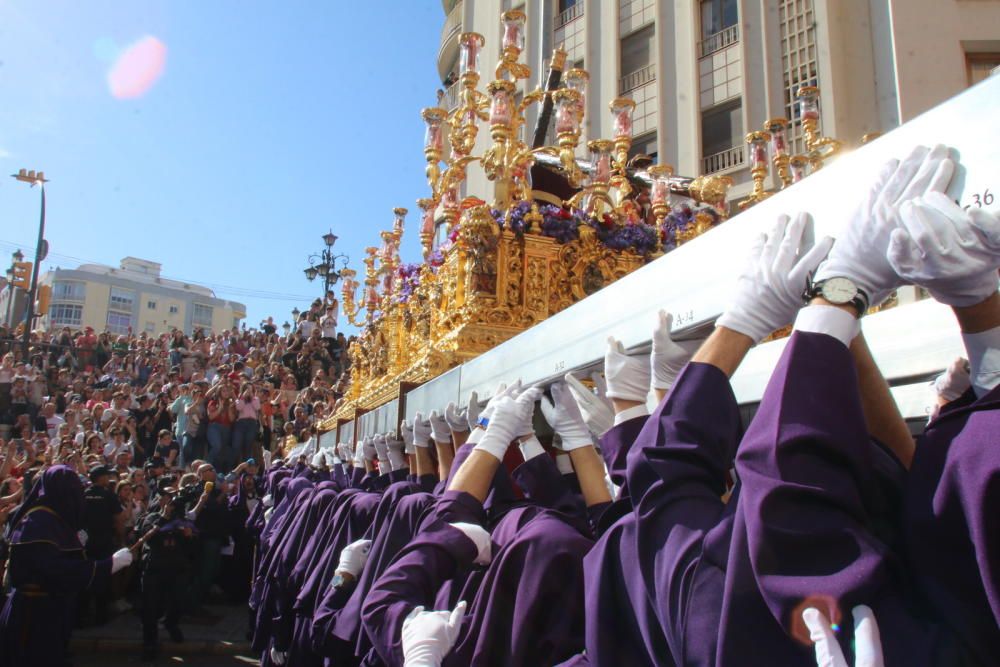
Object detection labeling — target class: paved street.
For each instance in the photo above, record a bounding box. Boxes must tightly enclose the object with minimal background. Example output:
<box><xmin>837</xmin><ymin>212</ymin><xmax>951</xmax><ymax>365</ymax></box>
<box><xmin>71</xmin><ymin>602</ymin><xmax>258</xmax><ymax>666</ymax></box>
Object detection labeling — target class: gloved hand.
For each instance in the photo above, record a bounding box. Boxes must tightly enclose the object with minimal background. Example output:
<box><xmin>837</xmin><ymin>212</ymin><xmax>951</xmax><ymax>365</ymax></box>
<box><xmin>337</xmin><ymin>443</ymin><xmax>353</xmax><ymax>463</ymax></box>
<box><xmin>77</xmin><ymin>530</ymin><xmax>89</xmax><ymax>547</ymax></box>
<box><xmin>480</xmin><ymin>380</ymin><xmax>523</xmax><ymax>423</ymax></box>
<box><xmin>887</xmin><ymin>192</ymin><xmax>1000</xmax><ymax>306</ymax></box>
<box><xmin>651</xmin><ymin>310</ymin><xmax>703</xmax><ymax>390</ymax></box>
<box><xmin>604</xmin><ymin>337</ymin><xmax>650</xmax><ymax>402</ymax></box>
<box><xmin>336</xmin><ymin>538</ymin><xmax>373</xmax><ymax>578</ymax></box>
<box><xmin>449</xmin><ymin>522</ymin><xmax>492</xmax><ymax>565</ymax></box>
<box><xmin>465</xmin><ymin>391</ymin><xmax>482</xmax><ymax>431</ymax></box>
<box><xmin>476</xmin><ymin>387</ymin><xmax>541</xmax><ymax>461</ymax></box>
<box><xmin>262</xmin><ymin>493</ymin><xmax>274</xmax><ymax>508</ymax></box>
<box><xmin>539</xmin><ymin>382</ymin><xmax>592</xmax><ymax>450</ymax></box>
<box><xmin>429</xmin><ymin>410</ymin><xmax>451</xmax><ymax>444</ymax></box>
<box><xmin>564</xmin><ymin>372</ymin><xmax>615</xmax><ymax>437</ymax></box>
<box><xmin>385</xmin><ymin>433</ymin><xmax>407</xmax><ymax>469</ymax></box>
<box><xmin>270</xmin><ymin>647</ymin><xmax>287</xmax><ymax>666</ymax></box>
<box><xmin>412</xmin><ymin>413</ymin><xmax>433</xmax><ymax>448</ymax></box>
<box><xmin>354</xmin><ymin>440</ymin><xmax>366</xmax><ymax>467</ymax></box>
<box><xmin>445</xmin><ymin>402</ymin><xmax>469</xmax><ymax>433</ymax></box>
<box><xmin>802</xmin><ymin>605</ymin><xmax>884</xmax><ymax>667</ymax></box>
<box><xmin>363</xmin><ymin>436</ymin><xmax>377</xmax><ymax>462</ymax></box>
<box><xmin>934</xmin><ymin>357</ymin><xmax>971</xmax><ymax>402</ymax></box>
<box><xmin>716</xmin><ymin>212</ymin><xmax>834</xmax><ymax>343</ymax></box>
<box><xmin>815</xmin><ymin>144</ymin><xmax>954</xmax><ymax>306</ymax></box>
<box><xmin>402</xmin><ymin>601</ymin><xmax>467</xmax><ymax>667</ymax></box>
<box><xmin>400</xmin><ymin>420</ymin><xmax>416</xmax><ymax>454</ymax></box>
<box><xmin>111</xmin><ymin>547</ymin><xmax>133</xmax><ymax>574</ymax></box>
<box><xmin>373</xmin><ymin>433</ymin><xmax>390</xmax><ymax>461</ymax></box>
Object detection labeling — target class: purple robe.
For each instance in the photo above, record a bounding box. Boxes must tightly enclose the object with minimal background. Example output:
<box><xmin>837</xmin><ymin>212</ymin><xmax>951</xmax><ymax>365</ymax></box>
<box><xmin>0</xmin><ymin>466</ymin><xmax>114</xmax><ymax>667</ymax></box>
<box><xmin>905</xmin><ymin>384</ymin><xmax>1000</xmax><ymax>661</ymax></box>
<box><xmin>731</xmin><ymin>331</ymin><xmax>963</xmax><ymax>665</ymax></box>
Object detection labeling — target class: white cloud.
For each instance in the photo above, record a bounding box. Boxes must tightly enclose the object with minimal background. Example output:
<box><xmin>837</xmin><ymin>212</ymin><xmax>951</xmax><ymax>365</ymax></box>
<box><xmin>0</xmin><ymin>148</ymin><xmax>11</xmax><ymax>159</ymax></box>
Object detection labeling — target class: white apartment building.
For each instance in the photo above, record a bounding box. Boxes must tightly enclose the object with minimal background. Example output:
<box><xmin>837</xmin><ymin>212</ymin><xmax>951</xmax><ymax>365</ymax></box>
<box><xmin>437</xmin><ymin>0</ymin><xmax>1000</xmax><ymax>205</ymax></box>
<box><xmin>37</xmin><ymin>257</ymin><xmax>246</xmax><ymax>336</ymax></box>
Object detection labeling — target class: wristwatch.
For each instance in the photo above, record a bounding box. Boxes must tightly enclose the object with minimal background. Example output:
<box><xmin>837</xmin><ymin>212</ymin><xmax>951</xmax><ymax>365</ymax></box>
<box><xmin>803</xmin><ymin>277</ymin><xmax>869</xmax><ymax>316</ymax></box>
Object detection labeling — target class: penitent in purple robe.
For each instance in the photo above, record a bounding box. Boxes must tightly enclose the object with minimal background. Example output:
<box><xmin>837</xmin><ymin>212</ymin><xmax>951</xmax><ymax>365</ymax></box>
<box><xmin>362</xmin><ymin>487</ymin><xmax>592</xmax><ymax>667</ymax></box>
<box><xmin>731</xmin><ymin>331</ymin><xmax>965</xmax><ymax>666</ymax></box>
<box><xmin>0</xmin><ymin>466</ymin><xmax>114</xmax><ymax>667</ymax></box>
<box><xmin>904</xmin><ymin>383</ymin><xmax>1000</xmax><ymax>663</ymax></box>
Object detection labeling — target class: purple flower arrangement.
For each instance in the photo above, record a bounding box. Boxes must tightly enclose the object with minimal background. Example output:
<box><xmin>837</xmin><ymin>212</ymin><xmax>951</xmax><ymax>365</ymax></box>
<box><xmin>587</xmin><ymin>213</ymin><xmax>660</xmax><ymax>255</ymax></box>
<box><xmin>661</xmin><ymin>204</ymin><xmax>721</xmax><ymax>252</ymax></box>
<box><xmin>394</xmin><ymin>263</ymin><xmax>423</xmax><ymax>304</ymax></box>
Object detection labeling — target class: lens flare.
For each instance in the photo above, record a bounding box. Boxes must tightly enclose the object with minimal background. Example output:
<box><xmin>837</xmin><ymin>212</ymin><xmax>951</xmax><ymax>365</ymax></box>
<box><xmin>107</xmin><ymin>35</ymin><xmax>167</xmax><ymax>99</ymax></box>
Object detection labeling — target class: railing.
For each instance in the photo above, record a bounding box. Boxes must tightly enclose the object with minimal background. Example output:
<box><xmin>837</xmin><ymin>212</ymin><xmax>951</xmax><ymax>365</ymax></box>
<box><xmin>702</xmin><ymin>145</ymin><xmax>745</xmax><ymax>174</ymax></box>
<box><xmin>619</xmin><ymin>63</ymin><xmax>656</xmax><ymax>94</ymax></box>
<box><xmin>700</xmin><ymin>24</ymin><xmax>740</xmax><ymax>58</ymax></box>
<box><xmin>437</xmin><ymin>0</ymin><xmax>463</xmax><ymax>67</ymax></box>
<box><xmin>555</xmin><ymin>3</ymin><xmax>584</xmax><ymax>29</ymax></box>
<box><xmin>441</xmin><ymin>80</ymin><xmax>461</xmax><ymax>111</ymax></box>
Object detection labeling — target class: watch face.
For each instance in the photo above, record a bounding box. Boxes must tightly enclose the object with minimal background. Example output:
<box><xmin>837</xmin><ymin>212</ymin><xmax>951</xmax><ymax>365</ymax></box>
<box><xmin>820</xmin><ymin>277</ymin><xmax>858</xmax><ymax>304</ymax></box>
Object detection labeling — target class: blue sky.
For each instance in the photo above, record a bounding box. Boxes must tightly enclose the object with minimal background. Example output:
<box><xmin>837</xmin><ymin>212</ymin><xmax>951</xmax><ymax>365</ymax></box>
<box><xmin>0</xmin><ymin>1</ymin><xmax>444</xmax><ymax>332</ymax></box>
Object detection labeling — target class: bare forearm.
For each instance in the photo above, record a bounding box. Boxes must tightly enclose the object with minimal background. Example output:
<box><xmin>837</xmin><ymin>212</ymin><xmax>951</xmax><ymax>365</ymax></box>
<box><xmin>434</xmin><ymin>439</ymin><xmax>455</xmax><ymax>481</ymax></box>
<box><xmin>692</xmin><ymin>327</ymin><xmax>754</xmax><ymax>378</ymax></box>
<box><xmin>446</xmin><ymin>449</ymin><xmax>500</xmax><ymax>503</ymax></box>
<box><xmin>568</xmin><ymin>446</ymin><xmax>612</xmax><ymax>506</ymax></box>
<box><xmin>850</xmin><ymin>333</ymin><xmax>914</xmax><ymax>468</ymax></box>
<box><xmin>414</xmin><ymin>446</ymin><xmax>434</xmax><ymax>477</ymax></box>
<box><xmin>953</xmin><ymin>292</ymin><xmax>1000</xmax><ymax>334</ymax></box>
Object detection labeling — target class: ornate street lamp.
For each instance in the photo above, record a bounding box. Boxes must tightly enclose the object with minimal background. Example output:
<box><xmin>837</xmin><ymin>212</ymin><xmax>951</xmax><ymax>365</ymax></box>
<box><xmin>303</xmin><ymin>230</ymin><xmax>350</xmax><ymax>297</ymax></box>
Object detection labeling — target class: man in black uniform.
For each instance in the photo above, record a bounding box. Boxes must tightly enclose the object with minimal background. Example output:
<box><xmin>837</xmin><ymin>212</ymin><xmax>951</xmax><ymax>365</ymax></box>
<box><xmin>81</xmin><ymin>464</ymin><xmax>124</xmax><ymax>625</ymax></box>
<box><xmin>136</xmin><ymin>490</ymin><xmax>194</xmax><ymax>660</ymax></box>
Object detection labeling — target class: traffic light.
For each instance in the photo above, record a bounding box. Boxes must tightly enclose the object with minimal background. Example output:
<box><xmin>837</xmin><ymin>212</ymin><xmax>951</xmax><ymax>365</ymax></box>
<box><xmin>11</xmin><ymin>261</ymin><xmax>32</xmax><ymax>290</ymax></box>
<box><xmin>35</xmin><ymin>284</ymin><xmax>52</xmax><ymax>315</ymax></box>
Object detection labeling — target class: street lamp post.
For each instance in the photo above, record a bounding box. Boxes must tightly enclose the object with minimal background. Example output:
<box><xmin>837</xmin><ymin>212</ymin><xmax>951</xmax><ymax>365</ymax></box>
<box><xmin>303</xmin><ymin>230</ymin><xmax>350</xmax><ymax>297</ymax></box>
<box><xmin>10</xmin><ymin>169</ymin><xmax>48</xmax><ymax>358</ymax></box>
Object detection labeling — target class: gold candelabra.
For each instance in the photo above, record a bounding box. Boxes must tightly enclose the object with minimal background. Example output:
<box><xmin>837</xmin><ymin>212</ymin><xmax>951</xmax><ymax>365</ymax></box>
<box><xmin>796</xmin><ymin>86</ymin><xmax>842</xmax><ymax>171</ymax></box>
<box><xmin>739</xmin><ymin>130</ymin><xmax>773</xmax><ymax>210</ymax></box>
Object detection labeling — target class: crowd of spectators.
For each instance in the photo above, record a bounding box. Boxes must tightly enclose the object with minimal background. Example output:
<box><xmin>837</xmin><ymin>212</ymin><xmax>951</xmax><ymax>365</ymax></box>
<box><xmin>0</xmin><ymin>296</ymin><xmax>354</xmax><ymax>661</ymax></box>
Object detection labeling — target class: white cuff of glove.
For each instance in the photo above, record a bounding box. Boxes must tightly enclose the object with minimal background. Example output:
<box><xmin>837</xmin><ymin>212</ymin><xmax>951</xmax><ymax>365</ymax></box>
<box><xmin>517</xmin><ymin>435</ymin><xmax>545</xmax><ymax>461</ymax></box>
<box><xmin>111</xmin><ymin>547</ymin><xmax>133</xmax><ymax>574</ymax></box>
<box><xmin>962</xmin><ymin>324</ymin><xmax>1000</xmax><ymax>397</ymax></box>
<box><xmin>465</xmin><ymin>428</ymin><xmax>484</xmax><ymax>445</ymax></box>
<box><xmin>554</xmin><ymin>453</ymin><xmax>574</xmax><ymax>475</ymax></box>
<box><xmin>449</xmin><ymin>522</ymin><xmax>492</xmax><ymax>566</ymax></box>
<box><xmin>613</xmin><ymin>404</ymin><xmax>650</xmax><ymax>426</ymax></box>
<box><xmin>793</xmin><ymin>305</ymin><xmax>860</xmax><ymax>349</ymax></box>
<box><xmin>473</xmin><ymin>433</ymin><xmax>510</xmax><ymax>462</ymax></box>
<box><xmin>387</xmin><ymin>447</ymin><xmax>408</xmax><ymax>471</ymax></box>
<box><xmin>378</xmin><ymin>459</ymin><xmax>393</xmax><ymax>475</ymax></box>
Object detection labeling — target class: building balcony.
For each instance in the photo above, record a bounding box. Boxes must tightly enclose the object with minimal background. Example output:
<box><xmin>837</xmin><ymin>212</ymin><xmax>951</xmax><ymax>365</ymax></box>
<box><xmin>702</xmin><ymin>145</ymin><xmax>745</xmax><ymax>175</ymax></box>
<box><xmin>700</xmin><ymin>24</ymin><xmax>740</xmax><ymax>58</ymax></box>
<box><xmin>437</xmin><ymin>0</ymin><xmax>463</xmax><ymax>80</ymax></box>
<box><xmin>555</xmin><ymin>3</ymin><xmax>584</xmax><ymax>29</ymax></box>
<box><xmin>441</xmin><ymin>80</ymin><xmax>461</xmax><ymax>111</ymax></box>
<box><xmin>619</xmin><ymin>63</ymin><xmax>656</xmax><ymax>94</ymax></box>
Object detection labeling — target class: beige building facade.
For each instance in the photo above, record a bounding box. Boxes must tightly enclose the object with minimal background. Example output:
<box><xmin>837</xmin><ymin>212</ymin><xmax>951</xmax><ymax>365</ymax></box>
<box><xmin>37</xmin><ymin>257</ymin><xmax>245</xmax><ymax>336</ymax></box>
<box><xmin>438</xmin><ymin>0</ymin><xmax>1000</xmax><ymax>205</ymax></box>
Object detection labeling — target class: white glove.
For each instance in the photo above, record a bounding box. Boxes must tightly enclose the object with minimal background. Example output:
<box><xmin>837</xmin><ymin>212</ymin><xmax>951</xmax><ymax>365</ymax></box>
<box><xmin>336</xmin><ymin>538</ymin><xmax>373</xmax><ymax>578</ymax></box>
<box><xmin>651</xmin><ymin>310</ymin><xmax>703</xmax><ymax>390</ymax></box>
<box><xmin>400</xmin><ymin>421</ymin><xmax>416</xmax><ymax>454</ymax></box>
<box><xmin>270</xmin><ymin>647</ymin><xmax>287</xmax><ymax>666</ymax></box>
<box><xmin>402</xmin><ymin>601</ymin><xmax>467</xmax><ymax>667</ymax></box>
<box><xmin>933</xmin><ymin>357</ymin><xmax>971</xmax><ymax>402</ymax></box>
<box><xmin>111</xmin><ymin>547</ymin><xmax>133</xmax><ymax>574</ymax></box>
<box><xmin>717</xmin><ymin>212</ymin><xmax>833</xmax><ymax>343</ymax></box>
<box><xmin>77</xmin><ymin>530</ymin><xmax>88</xmax><ymax>547</ymax></box>
<box><xmin>564</xmin><ymin>372</ymin><xmax>614</xmax><ymax>438</ymax></box>
<box><xmin>337</xmin><ymin>443</ymin><xmax>353</xmax><ymax>463</ymax></box>
<box><xmin>480</xmin><ymin>380</ymin><xmax>523</xmax><ymax>422</ymax></box>
<box><xmin>412</xmin><ymin>413</ymin><xmax>433</xmax><ymax>448</ymax></box>
<box><xmin>476</xmin><ymin>387</ymin><xmax>541</xmax><ymax>461</ymax></box>
<box><xmin>373</xmin><ymin>434</ymin><xmax>390</xmax><ymax>461</ymax></box>
<box><xmin>363</xmin><ymin>436</ymin><xmax>377</xmax><ymax>462</ymax></box>
<box><xmin>802</xmin><ymin>605</ymin><xmax>884</xmax><ymax>667</ymax></box>
<box><xmin>386</xmin><ymin>433</ymin><xmax>407</xmax><ymax>470</ymax></box>
<box><xmin>604</xmin><ymin>338</ymin><xmax>650</xmax><ymax>402</ymax></box>
<box><xmin>311</xmin><ymin>452</ymin><xmax>325</xmax><ymax>468</ymax></box>
<box><xmin>429</xmin><ymin>410</ymin><xmax>451</xmax><ymax>444</ymax></box>
<box><xmin>354</xmin><ymin>440</ymin><xmax>366</xmax><ymax>467</ymax></box>
<box><xmin>262</xmin><ymin>493</ymin><xmax>274</xmax><ymax>508</ymax></box>
<box><xmin>815</xmin><ymin>144</ymin><xmax>954</xmax><ymax>306</ymax></box>
<box><xmin>539</xmin><ymin>382</ymin><xmax>592</xmax><ymax>451</ymax></box>
<box><xmin>445</xmin><ymin>402</ymin><xmax>469</xmax><ymax>433</ymax></box>
<box><xmin>449</xmin><ymin>522</ymin><xmax>492</xmax><ymax>565</ymax></box>
<box><xmin>887</xmin><ymin>192</ymin><xmax>1000</xmax><ymax>306</ymax></box>
<box><xmin>465</xmin><ymin>391</ymin><xmax>482</xmax><ymax>431</ymax></box>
